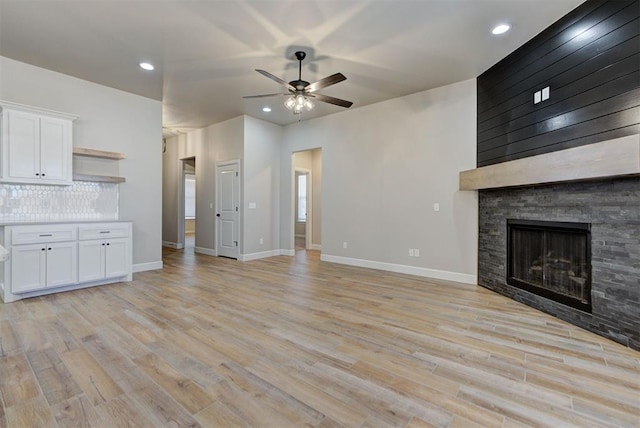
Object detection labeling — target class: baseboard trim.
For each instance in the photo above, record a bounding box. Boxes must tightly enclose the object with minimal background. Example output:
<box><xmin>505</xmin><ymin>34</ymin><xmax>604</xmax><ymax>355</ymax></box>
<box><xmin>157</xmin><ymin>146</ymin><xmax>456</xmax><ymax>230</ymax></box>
<box><xmin>320</xmin><ymin>254</ymin><xmax>477</xmax><ymax>285</ymax></box>
<box><xmin>310</xmin><ymin>244</ymin><xmax>322</xmax><ymax>251</ymax></box>
<box><xmin>133</xmin><ymin>261</ymin><xmax>163</xmax><ymax>273</ymax></box>
<box><xmin>162</xmin><ymin>241</ymin><xmax>184</xmax><ymax>249</ymax></box>
<box><xmin>280</xmin><ymin>249</ymin><xmax>295</xmax><ymax>257</ymax></box>
<box><xmin>239</xmin><ymin>249</ymin><xmax>281</xmax><ymax>262</ymax></box>
<box><xmin>195</xmin><ymin>247</ymin><xmax>217</xmax><ymax>256</ymax></box>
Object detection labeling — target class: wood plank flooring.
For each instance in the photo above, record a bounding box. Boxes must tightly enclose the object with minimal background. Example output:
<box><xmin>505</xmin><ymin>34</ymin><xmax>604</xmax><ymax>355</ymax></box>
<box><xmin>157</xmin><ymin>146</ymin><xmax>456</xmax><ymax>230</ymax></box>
<box><xmin>1</xmin><ymin>248</ymin><xmax>639</xmax><ymax>427</ymax></box>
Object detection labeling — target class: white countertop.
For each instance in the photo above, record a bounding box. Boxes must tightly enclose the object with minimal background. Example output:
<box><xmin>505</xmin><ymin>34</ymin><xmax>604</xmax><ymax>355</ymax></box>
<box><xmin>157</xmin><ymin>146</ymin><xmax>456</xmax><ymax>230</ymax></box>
<box><xmin>0</xmin><ymin>220</ymin><xmax>131</xmax><ymax>226</ymax></box>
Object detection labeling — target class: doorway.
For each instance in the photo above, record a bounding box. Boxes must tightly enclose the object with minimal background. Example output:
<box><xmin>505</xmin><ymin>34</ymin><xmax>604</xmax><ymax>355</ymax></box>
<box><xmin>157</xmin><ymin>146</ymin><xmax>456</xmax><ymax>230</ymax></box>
<box><xmin>216</xmin><ymin>160</ymin><xmax>240</xmax><ymax>259</ymax></box>
<box><xmin>292</xmin><ymin>149</ymin><xmax>322</xmax><ymax>252</ymax></box>
<box><xmin>178</xmin><ymin>157</ymin><xmax>196</xmax><ymax>251</ymax></box>
<box><xmin>294</xmin><ymin>169</ymin><xmax>311</xmax><ymax>250</ymax></box>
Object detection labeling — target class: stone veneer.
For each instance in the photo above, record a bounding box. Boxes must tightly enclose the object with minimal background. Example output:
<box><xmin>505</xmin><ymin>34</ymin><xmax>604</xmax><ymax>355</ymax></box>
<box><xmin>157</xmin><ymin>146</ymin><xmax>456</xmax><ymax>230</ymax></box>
<box><xmin>478</xmin><ymin>176</ymin><xmax>639</xmax><ymax>350</ymax></box>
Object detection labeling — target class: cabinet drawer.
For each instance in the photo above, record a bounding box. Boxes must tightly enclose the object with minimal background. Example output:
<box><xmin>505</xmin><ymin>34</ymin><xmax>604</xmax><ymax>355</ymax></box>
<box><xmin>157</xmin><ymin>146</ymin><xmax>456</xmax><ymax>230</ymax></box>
<box><xmin>78</xmin><ymin>224</ymin><xmax>129</xmax><ymax>240</ymax></box>
<box><xmin>10</xmin><ymin>225</ymin><xmax>77</xmax><ymax>245</ymax></box>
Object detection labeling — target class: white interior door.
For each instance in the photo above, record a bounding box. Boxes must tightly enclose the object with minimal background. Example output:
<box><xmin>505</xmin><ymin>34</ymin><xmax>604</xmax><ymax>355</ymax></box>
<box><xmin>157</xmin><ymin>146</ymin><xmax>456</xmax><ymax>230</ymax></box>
<box><xmin>216</xmin><ymin>161</ymin><xmax>239</xmax><ymax>259</ymax></box>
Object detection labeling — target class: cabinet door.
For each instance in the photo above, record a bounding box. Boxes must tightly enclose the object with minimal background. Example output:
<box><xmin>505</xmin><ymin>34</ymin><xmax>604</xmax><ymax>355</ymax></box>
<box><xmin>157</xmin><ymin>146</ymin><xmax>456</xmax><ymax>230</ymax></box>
<box><xmin>105</xmin><ymin>238</ymin><xmax>129</xmax><ymax>278</ymax></box>
<box><xmin>40</xmin><ymin>116</ymin><xmax>72</xmax><ymax>183</ymax></box>
<box><xmin>11</xmin><ymin>244</ymin><xmax>46</xmax><ymax>293</ymax></box>
<box><xmin>4</xmin><ymin>110</ymin><xmax>40</xmax><ymax>181</ymax></box>
<box><xmin>78</xmin><ymin>240</ymin><xmax>105</xmax><ymax>282</ymax></box>
<box><xmin>46</xmin><ymin>242</ymin><xmax>78</xmax><ymax>288</ymax></box>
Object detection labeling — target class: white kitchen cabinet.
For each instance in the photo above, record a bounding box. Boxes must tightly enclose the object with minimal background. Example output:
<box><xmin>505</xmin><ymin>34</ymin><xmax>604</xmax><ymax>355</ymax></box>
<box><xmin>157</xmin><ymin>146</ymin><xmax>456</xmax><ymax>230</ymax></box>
<box><xmin>0</xmin><ymin>222</ymin><xmax>132</xmax><ymax>303</ymax></box>
<box><xmin>0</xmin><ymin>101</ymin><xmax>76</xmax><ymax>185</ymax></box>
<box><xmin>78</xmin><ymin>237</ymin><xmax>129</xmax><ymax>282</ymax></box>
<box><xmin>78</xmin><ymin>223</ymin><xmax>131</xmax><ymax>283</ymax></box>
<box><xmin>10</xmin><ymin>239</ymin><xmax>77</xmax><ymax>294</ymax></box>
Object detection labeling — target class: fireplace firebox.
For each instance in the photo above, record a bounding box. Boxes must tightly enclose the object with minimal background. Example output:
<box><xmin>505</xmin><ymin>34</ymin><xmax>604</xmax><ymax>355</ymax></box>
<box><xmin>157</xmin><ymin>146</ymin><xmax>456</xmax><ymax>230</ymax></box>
<box><xmin>507</xmin><ymin>219</ymin><xmax>591</xmax><ymax>313</ymax></box>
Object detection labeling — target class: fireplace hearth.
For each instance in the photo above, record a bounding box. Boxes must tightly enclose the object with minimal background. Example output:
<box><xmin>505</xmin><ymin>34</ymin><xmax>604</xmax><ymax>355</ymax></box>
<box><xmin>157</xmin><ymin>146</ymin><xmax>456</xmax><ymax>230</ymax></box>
<box><xmin>507</xmin><ymin>219</ymin><xmax>591</xmax><ymax>313</ymax></box>
<box><xmin>478</xmin><ymin>176</ymin><xmax>640</xmax><ymax>350</ymax></box>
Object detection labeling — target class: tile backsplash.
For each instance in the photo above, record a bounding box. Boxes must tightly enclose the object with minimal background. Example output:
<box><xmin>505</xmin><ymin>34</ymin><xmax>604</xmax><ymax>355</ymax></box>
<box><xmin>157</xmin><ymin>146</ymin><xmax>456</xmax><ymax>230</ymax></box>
<box><xmin>0</xmin><ymin>182</ymin><xmax>119</xmax><ymax>223</ymax></box>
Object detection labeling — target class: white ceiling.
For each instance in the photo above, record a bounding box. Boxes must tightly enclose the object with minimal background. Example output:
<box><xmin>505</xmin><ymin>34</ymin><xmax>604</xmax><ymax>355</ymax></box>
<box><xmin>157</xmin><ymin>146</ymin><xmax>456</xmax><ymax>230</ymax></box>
<box><xmin>0</xmin><ymin>0</ymin><xmax>584</xmax><ymax>132</ymax></box>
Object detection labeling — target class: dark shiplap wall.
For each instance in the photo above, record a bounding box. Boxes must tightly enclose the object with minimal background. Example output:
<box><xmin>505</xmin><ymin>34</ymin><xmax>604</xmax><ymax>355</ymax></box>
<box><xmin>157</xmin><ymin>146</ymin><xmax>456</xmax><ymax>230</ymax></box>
<box><xmin>477</xmin><ymin>0</ymin><xmax>640</xmax><ymax>167</ymax></box>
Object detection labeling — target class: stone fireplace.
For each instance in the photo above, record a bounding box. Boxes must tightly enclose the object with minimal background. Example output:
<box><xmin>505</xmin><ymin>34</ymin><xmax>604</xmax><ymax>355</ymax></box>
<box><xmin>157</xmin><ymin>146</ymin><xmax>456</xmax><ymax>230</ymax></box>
<box><xmin>461</xmin><ymin>134</ymin><xmax>640</xmax><ymax>350</ymax></box>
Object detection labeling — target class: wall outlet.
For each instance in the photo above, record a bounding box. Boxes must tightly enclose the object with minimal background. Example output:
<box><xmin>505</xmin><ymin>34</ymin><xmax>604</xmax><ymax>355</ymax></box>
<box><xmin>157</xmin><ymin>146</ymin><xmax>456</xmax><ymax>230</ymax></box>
<box><xmin>409</xmin><ymin>249</ymin><xmax>414</xmax><ymax>256</ymax></box>
<box><xmin>433</xmin><ymin>203</ymin><xmax>440</xmax><ymax>212</ymax></box>
<box><xmin>210</xmin><ymin>203</ymin><xmax>213</xmax><ymax>209</ymax></box>
<box><xmin>249</xmin><ymin>202</ymin><xmax>257</xmax><ymax>209</ymax></box>
<box><xmin>343</xmin><ymin>241</ymin><xmax>348</xmax><ymax>249</ymax></box>
<box><xmin>259</xmin><ymin>238</ymin><xmax>263</xmax><ymax>245</ymax></box>
<box><xmin>414</xmin><ymin>249</ymin><xmax>420</xmax><ymax>257</ymax></box>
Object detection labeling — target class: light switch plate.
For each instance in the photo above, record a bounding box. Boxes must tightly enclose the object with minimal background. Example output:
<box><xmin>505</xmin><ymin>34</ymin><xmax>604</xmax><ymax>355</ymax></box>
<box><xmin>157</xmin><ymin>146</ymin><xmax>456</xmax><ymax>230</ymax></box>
<box><xmin>542</xmin><ymin>86</ymin><xmax>550</xmax><ymax>101</ymax></box>
<box><xmin>534</xmin><ymin>91</ymin><xmax>542</xmax><ymax>104</ymax></box>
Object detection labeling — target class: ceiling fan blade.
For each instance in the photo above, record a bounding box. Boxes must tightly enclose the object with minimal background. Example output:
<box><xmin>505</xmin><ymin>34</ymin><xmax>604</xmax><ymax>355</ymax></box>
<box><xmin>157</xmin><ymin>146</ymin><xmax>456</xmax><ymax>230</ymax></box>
<box><xmin>255</xmin><ymin>69</ymin><xmax>296</xmax><ymax>91</ymax></box>
<box><xmin>243</xmin><ymin>93</ymin><xmax>286</xmax><ymax>99</ymax></box>
<box><xmin>305</xmin><ymin>73</ymin><xmax>346</xmax><ymax>93</ymax></box>
<box><xmin>311</xmin><ymin>93</ymin><xmax>353</xmax><ymax>108</ymax></box>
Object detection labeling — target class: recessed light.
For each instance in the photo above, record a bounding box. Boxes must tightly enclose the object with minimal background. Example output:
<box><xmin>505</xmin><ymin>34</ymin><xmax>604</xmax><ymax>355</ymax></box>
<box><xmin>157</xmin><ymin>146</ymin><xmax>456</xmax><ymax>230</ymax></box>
<box><xmin>262</xmin><ymin>107</ymin><xmax>272</xmax><ymax>112</ymax></box>
<box><xmin>492</xmin><ymin>24</ymin><xmax>511</xmax><ymax>35</ymax></box>
<box><xmin>139</xmin><ymin>62</ymin><xmax>155</xmax><ymax>71</ymax></box>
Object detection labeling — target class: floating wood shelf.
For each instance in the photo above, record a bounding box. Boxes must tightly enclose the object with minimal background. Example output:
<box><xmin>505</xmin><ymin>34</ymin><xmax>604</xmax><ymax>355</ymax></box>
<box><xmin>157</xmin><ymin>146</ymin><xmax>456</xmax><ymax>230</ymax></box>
<box><xmin>73</xmin><ymin>147</ymin><xmax>125</xmax><ymax>160</ymax></box>
<box><xmin>459</xmin><ymin>134</ymin><xmax>640</xmax><ymax>190</ymax></box>
<box><xmin>73</xmin><ymin>173</ymin><xmax>126</xmax><ymax>184</ymax></box>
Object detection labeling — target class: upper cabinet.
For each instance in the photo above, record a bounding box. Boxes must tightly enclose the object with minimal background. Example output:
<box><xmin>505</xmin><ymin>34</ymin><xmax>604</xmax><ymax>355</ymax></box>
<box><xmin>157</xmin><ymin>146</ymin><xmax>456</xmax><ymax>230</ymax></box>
<box><xmin>0</xmin><ymin>101</ymin><xmax>77</xmax><ymax>185</ymax></box>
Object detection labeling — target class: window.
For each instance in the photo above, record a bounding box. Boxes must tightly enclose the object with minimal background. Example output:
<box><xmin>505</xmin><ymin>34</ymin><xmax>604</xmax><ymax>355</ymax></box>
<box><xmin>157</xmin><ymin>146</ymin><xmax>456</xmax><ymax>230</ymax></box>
<box><xmin>185</xmin><ymin>174</ymin><xmax>196</xmax><ymax>219</ymax></box>
<box><xmin>297</xmin><ymin>173</ymin><xmax>307</xmax><ymax>222</ymax></box>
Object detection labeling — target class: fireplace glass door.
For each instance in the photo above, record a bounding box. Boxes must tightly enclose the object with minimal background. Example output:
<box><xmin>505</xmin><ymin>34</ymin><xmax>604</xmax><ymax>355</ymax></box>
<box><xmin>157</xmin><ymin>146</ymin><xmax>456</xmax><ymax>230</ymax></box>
<box><xmin>507</xmin><ymin>220</ymin><xmax>591</xmax><ymax>312</ymax></box>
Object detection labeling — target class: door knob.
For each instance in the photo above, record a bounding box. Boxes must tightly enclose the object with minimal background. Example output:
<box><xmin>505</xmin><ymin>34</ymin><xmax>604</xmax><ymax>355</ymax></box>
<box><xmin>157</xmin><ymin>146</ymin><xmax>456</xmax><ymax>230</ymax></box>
<box><xmin>216</xmin><ymin>213</ymin><xmax>221</xmax><ymax>217</ymax></box>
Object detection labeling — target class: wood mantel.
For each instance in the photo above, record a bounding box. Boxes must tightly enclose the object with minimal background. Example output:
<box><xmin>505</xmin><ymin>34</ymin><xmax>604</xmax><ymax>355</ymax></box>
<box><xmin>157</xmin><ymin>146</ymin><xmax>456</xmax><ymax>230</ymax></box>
<box><xmin>459</xmin><ymin>134</ymin><xmax>640</xmax><ymax>190</ymax></box>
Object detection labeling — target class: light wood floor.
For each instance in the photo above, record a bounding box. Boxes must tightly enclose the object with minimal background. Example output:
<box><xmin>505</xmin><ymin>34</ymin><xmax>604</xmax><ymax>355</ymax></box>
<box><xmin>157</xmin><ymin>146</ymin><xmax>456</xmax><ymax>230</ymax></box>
<box><xmin>1</xmin><ymin>248</ymin><xmax>639</xmax><ymax>427</ymax></box>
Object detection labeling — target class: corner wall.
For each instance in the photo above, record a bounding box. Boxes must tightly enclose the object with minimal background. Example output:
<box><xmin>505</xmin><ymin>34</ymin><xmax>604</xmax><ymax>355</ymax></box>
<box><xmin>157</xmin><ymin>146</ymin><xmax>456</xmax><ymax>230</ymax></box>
<box><xmin>162</xmin><ymin>117</ymin><xmax>244</xmax><ymax>253</ymax></box>
<box><xmin>280</xmin><ymin>79</ymin><xmax>478</xmax><ymax>283</ymax></box>
<box><xmin>242</xmin><ymin>116</ymin><xmax>282</xmax><ymax>258</ymax></box>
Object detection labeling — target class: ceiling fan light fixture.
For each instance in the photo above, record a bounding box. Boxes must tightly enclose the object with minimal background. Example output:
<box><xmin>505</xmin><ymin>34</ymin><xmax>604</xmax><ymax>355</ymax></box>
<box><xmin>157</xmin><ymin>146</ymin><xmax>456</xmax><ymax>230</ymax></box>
<box><xmin>304</xmin><ymin>99</ymin><xmax>314</xmax><ymax>111</ymax></box>
<box><xmin>285</xmin><ymin>94</ymin><xmax>314</xmax><ymax>112</ymax></box>
<box><xmin>284</xmin><ymin>96</ymin><xmax>296</xmax><ymax>110</ymax></box>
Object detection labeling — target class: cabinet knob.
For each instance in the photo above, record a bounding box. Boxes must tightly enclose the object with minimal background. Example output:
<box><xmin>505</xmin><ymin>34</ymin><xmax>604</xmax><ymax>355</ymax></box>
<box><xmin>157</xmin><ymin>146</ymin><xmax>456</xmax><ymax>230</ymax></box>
<box><xmin>42</xmin><ymin>173</ymin><xmax>46</xmax><ymax>177</ymax></box>
<box><xmin>106</xmin><ymin>243</ymin><xmax>110</xmax><ymax>246</ymax></box>
<box><xmin>48</xmin><ymin>248</ymin><xmax>51</xmax><ymax>250</ymax></box>
<box><xmin>41</xmin><ymin>248</ymin><xmax>45</xmax><ymax>251</ymax></box>
<box><xmin>35</xmin><ymin>173</ymin><xmax>40</xmax><ymax>176</ymax></box>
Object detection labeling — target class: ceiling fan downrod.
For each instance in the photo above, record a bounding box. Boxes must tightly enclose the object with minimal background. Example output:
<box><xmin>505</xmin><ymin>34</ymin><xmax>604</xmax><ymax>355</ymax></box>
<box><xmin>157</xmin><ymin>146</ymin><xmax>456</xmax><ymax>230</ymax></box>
<box><xmin>294</xmin><ymin>51</ymin><xmax>306</xmax><ymax>82</ymax></box>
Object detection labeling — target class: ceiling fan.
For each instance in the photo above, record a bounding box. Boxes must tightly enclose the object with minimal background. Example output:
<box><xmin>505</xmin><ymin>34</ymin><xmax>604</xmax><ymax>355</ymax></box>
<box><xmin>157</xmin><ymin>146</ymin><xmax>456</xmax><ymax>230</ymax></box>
<box><xmin>244</xmin><ymin>51</ymin><xmax>353</xmax><ymax>114</ymax></box>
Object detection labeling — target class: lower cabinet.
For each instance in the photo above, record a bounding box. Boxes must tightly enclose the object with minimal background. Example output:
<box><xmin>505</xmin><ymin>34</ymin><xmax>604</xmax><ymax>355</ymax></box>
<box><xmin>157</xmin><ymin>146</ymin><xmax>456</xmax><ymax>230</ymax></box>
<box><xmin>11</xmin><ymin>241</ymin><xmax>78</xmax><ymax>293</ymax></box>
<box><xmin>1</xmin><ymin>222</ymin><xmax>132</xmax><ymax>302</ymax></box>
<box><xmin>79</xmin><ymin>238</ymin><xmax>129</xmax><ymax>282</ymax></box>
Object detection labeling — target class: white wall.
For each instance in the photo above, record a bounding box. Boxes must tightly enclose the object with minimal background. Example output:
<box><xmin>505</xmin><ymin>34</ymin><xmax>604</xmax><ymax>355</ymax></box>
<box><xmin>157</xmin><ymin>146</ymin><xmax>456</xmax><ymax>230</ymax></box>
<box><xmin>242</xmin><ymin>116</ymin><xmax>282</xmax><ymax>258</ymax></box>
<box><xmin>0</xmin><ymin>56</ymin><xmax>163</xmax><ymax>271</ymax></box>
<box><xmin>311</xmin><ymin>149</ymin><xmax>322</xmax><ymax>247</ymax></box>
<box><xmin>280</xmin><ymin>79</ymin><xmax>478</xmax><ymax>283</ymax></box>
